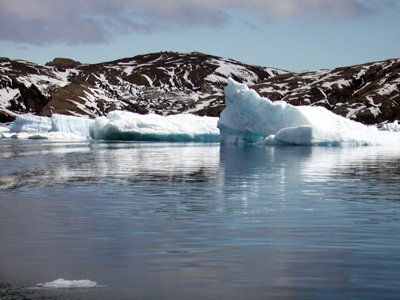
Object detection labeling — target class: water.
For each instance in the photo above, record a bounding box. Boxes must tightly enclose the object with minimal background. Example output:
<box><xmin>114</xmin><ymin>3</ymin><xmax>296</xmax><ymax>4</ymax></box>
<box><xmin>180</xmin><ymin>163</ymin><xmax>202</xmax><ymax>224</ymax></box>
<box><xmin>1</xmin><ymin>139</ymin><xmax>400</xmax><ymax>299</ymax></box>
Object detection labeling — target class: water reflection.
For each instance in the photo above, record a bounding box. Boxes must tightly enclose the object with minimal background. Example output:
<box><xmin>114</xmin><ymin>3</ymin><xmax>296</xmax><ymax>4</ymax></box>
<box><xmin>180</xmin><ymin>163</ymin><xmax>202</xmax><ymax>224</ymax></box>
<box><xmin>0</xmin><ymin>141</ymin><xmax>221</xmax><ymax>190</ymax></box>
<box><xmin>2</xmin><ymin>140</ymin><xmax>400</xmax><ymax>196</ymax></box>
<box><xmin>1</xmin><ymin>140</ymin><xmax>400</xmax><ymax>299</ymax></box>
<box><xmin>220</xmin><ymin>145</ymin><xmax>400</xmax><ymax>207</ymax></box>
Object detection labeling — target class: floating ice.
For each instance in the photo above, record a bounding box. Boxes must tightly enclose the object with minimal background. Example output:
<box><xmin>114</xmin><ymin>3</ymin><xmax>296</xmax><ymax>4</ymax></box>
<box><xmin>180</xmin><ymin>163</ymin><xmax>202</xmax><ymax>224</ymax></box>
<box><xmin>218</xmin><ymin>79</ymin><xmax>400</xmax><ymax>146</ymax></box>
<box><xmin>10</xmin><ymin>115</ymin><xmax>52</xmax><ymax>133</ymax></box>
<box><xmin>51</xmin><ymin>114</ymin><xmax>94</xmax><ymax>137</ymax></box>
<box><xmin>0</xmin><ymin>126</ymin><xmax>10</xmax><ymax>138</ymax></box>
<box><xmin>5</xmin><ymin>111</ymin><xmax>219</xmax><ymax>142</ymax></box>
<box><xmin>6</xmin><ymin>114</ymin><xmax>92</xmax><ymax>140</ymax></box>
<box><xmin>380</xmin><ymin>120</ymin><xmax>400</xmax><ymax>132</ymax></box>
<box><xmin>37</xmin><ymin>278</ymin><xmax>97</xmax><ymax>289</ymax></box>
<box><xmin>27</xmin><ymin>131</ymin><xmax>88</xmax><ymax>141</ymax></box>
<box><xmin>91</xmin><ymin>110</ymin><xmax>220</xmax><ymax>142</ymax></box>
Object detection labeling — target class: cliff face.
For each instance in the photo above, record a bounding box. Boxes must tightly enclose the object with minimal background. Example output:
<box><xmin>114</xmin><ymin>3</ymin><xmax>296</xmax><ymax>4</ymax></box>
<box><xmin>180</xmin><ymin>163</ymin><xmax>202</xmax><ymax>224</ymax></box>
<box><xmin>1</xmin><ymin>52</ymin><xmax>399</xmax><ymax>125</ymax></box>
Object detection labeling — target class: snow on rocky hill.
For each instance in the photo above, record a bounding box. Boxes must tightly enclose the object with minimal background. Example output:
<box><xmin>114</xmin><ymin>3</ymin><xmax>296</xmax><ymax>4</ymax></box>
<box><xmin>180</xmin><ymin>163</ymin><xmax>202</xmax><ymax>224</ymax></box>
<box><xmin>0</xmin><ymin>52</ymin><xmax>399</xmax><ymax>125</ymax></box>
<box><xmin>253</xmin><ymin>59</ymin><xmax>400</xmax><ymax>125</ymax></box>
<box><xmin>0</xmin><ymin>52</ymin><xmax>283</xmax><ymax>122</ymax></box>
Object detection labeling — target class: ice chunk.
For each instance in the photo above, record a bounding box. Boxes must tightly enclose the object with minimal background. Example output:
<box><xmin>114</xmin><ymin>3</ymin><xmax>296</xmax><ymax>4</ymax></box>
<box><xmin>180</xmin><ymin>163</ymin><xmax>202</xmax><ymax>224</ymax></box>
<box><xmin>0</xmin><ymin>126</ymin><xmax>10</xmax><ymax>138</ymax></box>
<box><xmin>28</xmin><ymin>131</ymin><xmax>89</xmax><ymax>141</ymax></box>
<box><xmin>2</xmin><ymin>131</ymin><xmax>88</xmax><ymax>141</ymax></box>
<box><xmin>91</xmin><ymin>110</ymin><xmax>220</xmax><ymax>142</ymax></box>
<box><xmin>218</xmin><ymin>79</ymin><xmax>400</xmax><ymax>146</ymax></box>
<box><xmin>0</xmin><ymin>126</ymin><xmax>9</xmax><ymax>133</ymax></box>
<box><xmin>380</xmin><ymin>120</ymin><xmax>400</xmax><ymax>132</ymax></box>
<box><xmin>8</xmin><ymin>114</ymin><xmax>92</xmax><ymax>139</ymax></box>
<box><xmin>218</xmin><ymin>78</ymin><xmax>311</xmax><ymax>144</ymax></box>
<box><xmin>37</xmin><ymin>278</ymin><xmax>97</xmax><ymax>288</ymax></box>
<box><xmin>51</xmin><ymin>114</ymin><xmax>94</xmax><ymax>137</ymax></box>
<box><xmin>10</xmin><ymin>115</ymin><xmax>52</xmax><ymax>133</ymax></box>
<box><xmin>6</xmin><ymin>111</ymin><xmax>219</xmax><ymax>142</ymax></box>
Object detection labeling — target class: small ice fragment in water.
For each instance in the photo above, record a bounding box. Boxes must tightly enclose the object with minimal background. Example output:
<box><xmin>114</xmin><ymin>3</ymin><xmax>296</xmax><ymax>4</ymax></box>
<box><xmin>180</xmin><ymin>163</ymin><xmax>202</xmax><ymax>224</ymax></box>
<box><xmin>37</xmin><ymin>278</ymin><xmax>97</xmax><ymax>288</ymax></box>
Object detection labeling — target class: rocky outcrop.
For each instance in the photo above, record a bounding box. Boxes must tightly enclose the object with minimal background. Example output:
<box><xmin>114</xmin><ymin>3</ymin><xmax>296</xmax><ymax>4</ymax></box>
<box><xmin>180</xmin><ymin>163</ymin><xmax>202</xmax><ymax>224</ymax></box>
<box><xmin>253</xmin><ymin>59</ymin><xmax>400</xmax><ymax>124</ymax></box>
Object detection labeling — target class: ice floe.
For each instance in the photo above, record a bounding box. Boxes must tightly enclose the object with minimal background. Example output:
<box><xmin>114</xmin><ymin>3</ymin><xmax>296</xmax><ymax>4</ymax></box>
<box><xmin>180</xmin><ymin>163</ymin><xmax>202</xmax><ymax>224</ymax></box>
<box><xmin>37</xmin><ymin>278</ymin><xmax>97</xmax><ymax>289</ymax></box>
<box><xmin>91</xmin><ymin>110</ymin><xmax>219</xmax><ymax>142</ymax></box>
<box><xmin>4</xmin><ymin>111</ymin><xmax>219</xmax><ymax>142</ymax></box>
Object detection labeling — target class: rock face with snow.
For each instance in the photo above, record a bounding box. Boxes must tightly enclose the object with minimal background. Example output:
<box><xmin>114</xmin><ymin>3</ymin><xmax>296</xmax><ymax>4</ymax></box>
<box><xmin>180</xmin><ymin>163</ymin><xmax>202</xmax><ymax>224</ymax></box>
<box><xmin>1</xmin><ymin>52</ymin><xmax>399</xmax><ymax>125</ymax></box>
<box><xmin>0</xmin><ymin>52</ymin><xmax>283</xmax><ymax>122</ymax></box>
<box><xmin>252</xmin><ymin>59</ymin><xmax>400</xmax><ymax>125</ymax></box>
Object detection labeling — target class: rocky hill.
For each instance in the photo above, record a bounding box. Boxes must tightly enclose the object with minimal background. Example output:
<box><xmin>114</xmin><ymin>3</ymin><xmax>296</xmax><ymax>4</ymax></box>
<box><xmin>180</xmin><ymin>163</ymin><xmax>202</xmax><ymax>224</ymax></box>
<box><xmin>0</xmin><ymin>52</ymin><xmax>399</xmax><ymax>125</ymax></box>
<box><xmin>252</xmin><ymin>59</ymin><xmax>400</xmax><ymax>125</ymax></box>
<box><xmin>0</xmin><ymin>52</ymin><xmax>283</xmax><ymax>122</ymax></box>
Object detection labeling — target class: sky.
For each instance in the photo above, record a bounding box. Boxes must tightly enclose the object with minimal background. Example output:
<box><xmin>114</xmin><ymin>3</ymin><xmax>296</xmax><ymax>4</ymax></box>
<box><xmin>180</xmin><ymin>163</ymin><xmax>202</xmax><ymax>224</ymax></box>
<box><xmin>0</xmin><ymin>0</ymin><xmax>399</xmax><ymax>72</ymax></box>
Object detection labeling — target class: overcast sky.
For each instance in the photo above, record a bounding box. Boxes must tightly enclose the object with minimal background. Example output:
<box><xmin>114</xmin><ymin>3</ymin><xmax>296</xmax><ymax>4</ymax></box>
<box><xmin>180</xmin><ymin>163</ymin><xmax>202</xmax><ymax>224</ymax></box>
<box><xmin>1</xmin><ymin>0</ymin><xmax>399</xmax><ymax>71</ymax></box>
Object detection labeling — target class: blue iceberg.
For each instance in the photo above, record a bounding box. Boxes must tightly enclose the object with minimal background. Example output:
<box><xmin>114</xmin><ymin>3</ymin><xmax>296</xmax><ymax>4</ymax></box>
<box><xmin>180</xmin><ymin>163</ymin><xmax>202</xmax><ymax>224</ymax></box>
<box><xmin>218</xmin><ymin>79</ymin><xmax>400</xmax><ymax>146</ymax></box>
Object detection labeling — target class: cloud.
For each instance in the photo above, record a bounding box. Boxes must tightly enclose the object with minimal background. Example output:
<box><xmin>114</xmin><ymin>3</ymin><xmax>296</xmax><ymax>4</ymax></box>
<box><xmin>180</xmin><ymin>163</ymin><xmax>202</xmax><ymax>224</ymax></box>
<box><xmin>0</xmin><ymin>0</ymin><xmax>396</xmax><ymax>45</ymax></box>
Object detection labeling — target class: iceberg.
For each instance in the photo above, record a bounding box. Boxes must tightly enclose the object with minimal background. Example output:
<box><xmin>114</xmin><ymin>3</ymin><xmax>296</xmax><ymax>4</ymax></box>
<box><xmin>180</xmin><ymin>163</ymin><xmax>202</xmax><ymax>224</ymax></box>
<box><xmin>4</xmin><ymin>111</ymin><xmax>219</xmax><ymax>142</ymax></box>
<box><xmin>7</xmin><ymin>114</ymin><xmax>93</xmax><ymax>140</ymax></box>
<box><xmin>218</xmin><ymin>79</ymin><xmax>400</xmax><ymax>146</ymax></box>
<box><xmin>37</xmin><ymin>278</ymin><xmax>97</xmax><ymax>288</ymax></box>
<box><xmin>51</xmin><ymin>114</ymin><xmax>94</xmax><ymax>137</ymax></box>
<box><xmin>91</xmin><ymin>110</ymin><xmax>220</xmax><ymax>142</ymax></box>
<box><xmin>10</xmin><ymin>115</ymin><xmax>52</xmax><ymax>133</ymax></box>
<box><xmin>380</xmin><ymin>120</ymin><xmax>400</xmax><ymax>132</ymax></box>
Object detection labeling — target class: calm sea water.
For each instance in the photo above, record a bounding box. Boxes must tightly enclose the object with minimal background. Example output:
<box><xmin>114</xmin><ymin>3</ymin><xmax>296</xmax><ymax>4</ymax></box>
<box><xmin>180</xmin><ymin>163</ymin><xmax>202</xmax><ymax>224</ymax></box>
<box><xmin>1</xmin><ymin>139</ymin><xmax>400</xmax><ymax>299</ymax></box>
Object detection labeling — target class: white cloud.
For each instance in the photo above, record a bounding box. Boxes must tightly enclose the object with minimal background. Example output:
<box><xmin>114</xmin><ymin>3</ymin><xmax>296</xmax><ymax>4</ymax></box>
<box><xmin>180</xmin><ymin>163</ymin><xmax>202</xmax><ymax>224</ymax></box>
<box><xmin>0</xmin><ymin>0</ymin><xmax>396</xmax><ymax>45</ymax></box>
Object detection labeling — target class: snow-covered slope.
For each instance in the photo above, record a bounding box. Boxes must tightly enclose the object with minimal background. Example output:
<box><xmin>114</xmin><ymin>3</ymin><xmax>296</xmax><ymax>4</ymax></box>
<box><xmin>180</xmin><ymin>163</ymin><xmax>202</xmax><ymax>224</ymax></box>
<box><xmin>0</xmin><ymin>57</ymin><xmax>77</xmax><ymax>121</ymax></box>
<box><xmin>253</xmin><ymin>59</ymin><xmax>400</xmax><ymax>124</ymax></box>
<box><xmin>0</xmin><ymin>52</ymin><xmax>284</xmax><ymax>122</ymax></box>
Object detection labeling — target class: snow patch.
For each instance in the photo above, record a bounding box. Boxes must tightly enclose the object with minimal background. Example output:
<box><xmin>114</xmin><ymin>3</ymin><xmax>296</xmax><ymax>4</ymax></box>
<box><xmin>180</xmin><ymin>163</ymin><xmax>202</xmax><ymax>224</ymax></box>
<box><xmin>206</xmin><ymin>59</ymin><xmax>260</xmax><ymax>87</ymax></box>
<box><xmin>17</xmin><ymin>73</ymin><xmax>70</xmax><ymax>97</ymax></box>
<box><xmin>123</xmin><ymin>66</ymin><xmax>134</xmax><ymax>76</ymax></box>
<box><xmin>376</xmin><ymin>84</ymin><xmax>399</xmax><ymax>96</ymax></box>
<box><xmin>0</xmin><ymin>88</ymin><xmax>21</xmax><ymax>104</ymax></box>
